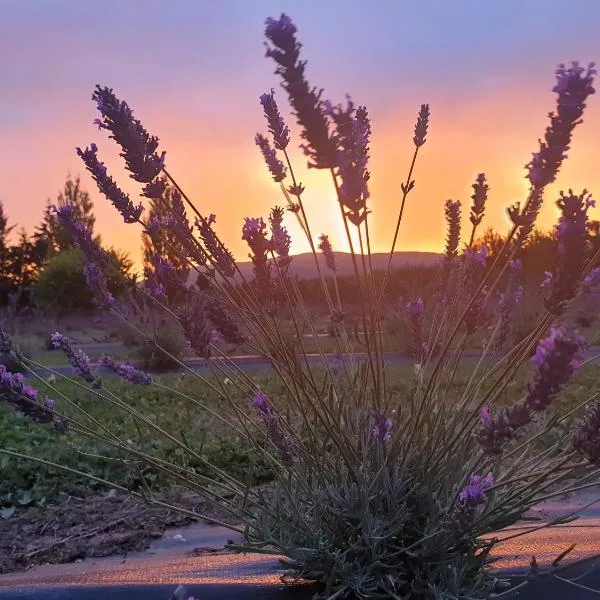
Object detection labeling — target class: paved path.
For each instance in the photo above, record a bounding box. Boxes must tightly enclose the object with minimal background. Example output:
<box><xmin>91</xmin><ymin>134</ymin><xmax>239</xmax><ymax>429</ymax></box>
<box><xmin>3</xmin><ymin>488</ymin><xmax>600</xmax><ymax>598</ymax></box>
<box><xmin>29</xmin><ymin>346</ymin><xmax>600</xmax><ymax>378</ymax></box>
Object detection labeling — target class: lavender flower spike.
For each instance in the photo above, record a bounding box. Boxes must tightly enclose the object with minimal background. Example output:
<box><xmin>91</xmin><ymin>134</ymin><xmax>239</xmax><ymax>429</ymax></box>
<box><xmin>444</xmin><ymin>199</ymin><xmax>461</xmax><ymax>259</ymax></box>
<box><xmin>269</xmin><ymin>206</ymin><xmax>292</xmax><ymax>267</ymax></box>
<box><xmin>371</xmin><ymin>411</ymin><xmax>393</xmax><ymax>443</ymax></box>
<box><xmin>318</xmin><ymin>234</ymin><xmax>336</xmax><ymax>272</ymax></box>
<box><xmin>454</xmin><ymin>471</ymin><xmax>494</xmax><ymax>530</ymax></box>
<box><xmin>526</xmin><ymin>62</ymin><xmax>596</xmax><ymax>190</ymax></box>
<box><xmin>544</xmin><ymin>189</ymin><xmax>595</xmax><ymax>314</ymax></box>
<box><xmin>255</xmin><ymin>133</ymin><xmax>287</xmax><ymax>182</ymax></box>
<box><xmin>100</xmin><ymin>355</ymin><xmax>152</xmax><ymax>385</ymax></box>
<box><xmin>253</xmin><ymin>390</ymin><xmax>293</xmax><ymax>463</ymax></box>
<box><xmin>51</xmin><ymin>331</ymin><xmax>101</xmax><ymax>388</ymax></box>
<box><xmin>469</xmin><ymin>173</ymin><xmax>488</xmax><ymax>227</ymax></box>
<box><xmin>264</xmin><ymin>14</ymin><xmax>337</xmax><ymax>169</ymax></box>
<box><xmin>0</xmin><ymin>365</ymin><xmax>56</xmax><ymax>424</ymax></box>
<box><xmin>76</xmin><ymin>144</ymin><xmax>144</xmax><ymax>224</ymax></box>
<box><xmin>92</xmin><ymin>85</ymin><xmax>166</xmax><ymax>187</ymax></box>
<box><xmin>413</xmin><ymin>104</ymin><xmax>430</xmax><ymax>148</ymax></box>
<box><xmin>260</xmin><ymin>89</ymin><xmax>290</xmax><ymax>150</ymax></box>
<box><xmin>525</xmin><ymin>327</ymin><xmax>585</xmax><ymax>412</ymax></box>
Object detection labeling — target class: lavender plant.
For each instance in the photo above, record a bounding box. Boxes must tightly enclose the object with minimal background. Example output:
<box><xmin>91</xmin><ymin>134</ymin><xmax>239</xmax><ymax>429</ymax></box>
<box><xmin>1</xmin><ymin>14</ymin><xmax>599</xmax><ymax>599</ymax></box>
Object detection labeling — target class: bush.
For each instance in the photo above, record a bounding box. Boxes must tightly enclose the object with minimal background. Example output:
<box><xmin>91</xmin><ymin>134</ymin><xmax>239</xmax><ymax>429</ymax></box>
<box><xmin>32</xmin><ymin>248</ymin><xmax>95</xmax><ymax>313</ymax></box>
<box><xmin>32</xmin><ymin>247</ymin><xmax>131</xmax><ymax>313</ymax></box>
<box><xmin>135</xmin><ymin>322</ymin><xmax>187</xmax><ymax>372</ymax></box>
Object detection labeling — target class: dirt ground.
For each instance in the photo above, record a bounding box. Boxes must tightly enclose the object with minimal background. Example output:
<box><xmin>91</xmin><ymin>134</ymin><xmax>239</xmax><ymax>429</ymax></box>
<box><xmin>0</xmin><ymin>490</ymin><xmax>239</xmax><ymax>575</ymax></box>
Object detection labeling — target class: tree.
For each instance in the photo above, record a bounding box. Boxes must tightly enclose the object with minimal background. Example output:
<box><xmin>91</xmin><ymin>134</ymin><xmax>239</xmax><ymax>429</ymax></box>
<box><xmin>0</xmin><ymin>201</ymin><xmax>15</xmax><ymax>303</ymax></box>
<box><xmin>142</xmin><ymin>181</ymin><xmax>190</xmax><ymax>275</ymax></box>
<box><xmin>34</xmin><ymin>174</ymin><xmax>96</xmax><ymax>256</ymax></box>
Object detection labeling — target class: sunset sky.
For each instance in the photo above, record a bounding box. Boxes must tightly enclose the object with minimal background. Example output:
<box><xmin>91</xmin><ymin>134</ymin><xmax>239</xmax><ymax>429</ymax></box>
<box><xmin>1</xmin><ymin>0</ymin><xmax>599</xmax><ymax>271</ymax></box>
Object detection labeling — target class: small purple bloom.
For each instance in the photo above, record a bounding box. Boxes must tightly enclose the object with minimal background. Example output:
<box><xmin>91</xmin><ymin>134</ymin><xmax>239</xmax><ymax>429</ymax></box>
<box><xmin>51</xmin><ymin>331</ymin><xmax>101</xmax><ymax>388</ymax></box>
<box><xmin>0</xmin><ymin>365</ymin><xmax>56</xmax><ymax>424</ymax></box>
<box><xmin>459</xmin><ymin>472</ymin><xmax>494</xmax><ymax>507</ymax></box>
<box><xmin>444</xmin><ymin>199</ymin><xmax>461</xmax><ymax>259</ymax></box>
<box><xmin>413</xmin><ymin>104</ymin><xmax>430</xmax><ymax>148</ymax></box>
<box><xmin>76</xmin><ymin>144</ymin><xmax>144</xmax><ymax>223</ymax></box>
<box><xmin>469</xmin><ymin>173</ymin><xmax>488</xmax><ymax>228</ymax></box>
<box><xmin>100</xmin><ymin>355</ymin><xmax>152</xmax><ymax>385</ymax></box>
<box><xmin>91</xmin><ymin>86</ymin><xmax>166</xmax><ymax>186</ymax></box>
<box><xmin>252</xmin><ymin>390</ymin><xmax>293</xmax><ymax>463</ymax></box>
<box><xmin>264</xmin><ymin>14</ymin><xmax>337</xmax><ymax>169</ymax></box>
<box><xmin>259</xmin><ymin>89</ymin><xmax>290</xmax><ymax>150</ymax></box>
<box><xmin>255</xmin><ymin>133</ymin><xmax>287</xmax><ymax>182</ymax></box>
<box><xmin>318</xmin><ymin>234</ymin><xmax>336</xmax><ymax>272</ymax></box>
<box><xmin>269</xmin><ymin>206</ymin><xmax>292</xmax><ymax>267</ymax></box>
<box><xmin>371</xmin><ymin>411</ymin><xmax>393</xmax><ymax>443</ymax></box>
<box><xmin>405</xmin><ymin>298</ymin><xmax>424</xmax><ymax>319</ymax></box>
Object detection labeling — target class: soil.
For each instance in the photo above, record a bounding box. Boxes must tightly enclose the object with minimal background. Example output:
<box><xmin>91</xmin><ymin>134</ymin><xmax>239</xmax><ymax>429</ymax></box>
<box><xmin>0</xmin><ymin>490</ymin><xmax>240</xmax><ymax>575</ymax></box>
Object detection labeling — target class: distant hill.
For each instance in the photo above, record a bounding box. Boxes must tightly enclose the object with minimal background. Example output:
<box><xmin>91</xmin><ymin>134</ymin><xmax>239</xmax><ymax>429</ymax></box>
<box><xmin>193</xmin><ymin>251</ymin><xmax>442</xmax><ymax>283</ymax></box>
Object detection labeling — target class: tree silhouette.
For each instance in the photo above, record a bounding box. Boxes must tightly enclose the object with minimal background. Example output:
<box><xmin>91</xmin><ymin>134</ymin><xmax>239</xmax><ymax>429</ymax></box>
<box><xmin>34</xmin><ymin>174</ymin><xmax>96</xmax><ymax>256</ymax></box>
<box><xmin>142</xmin><ymin>180</ymin><xmax>191</xmax><ymax>276</ymax></box>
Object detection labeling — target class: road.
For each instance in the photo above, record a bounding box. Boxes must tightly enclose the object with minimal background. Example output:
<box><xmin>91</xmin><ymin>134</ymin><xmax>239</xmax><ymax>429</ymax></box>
<box><xmin>27</xmin><ymin>346</ymin><xmax>600</xmax><ymax>378</ymax></box>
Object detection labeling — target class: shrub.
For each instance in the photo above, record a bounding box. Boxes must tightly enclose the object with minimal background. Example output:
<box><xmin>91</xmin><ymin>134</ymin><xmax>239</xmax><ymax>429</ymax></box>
<box><xmin>32</xmin><ymin>248</ymin><xmax>94</xmax><ymax>312</ymax></box>
<box><xmin>135</xmin><ymin>322</ymin><xmax>187</xmax><ymax>372</ymax></box>
<box><xmin>32</xmin><ymin>247</ymin><xmax>132</xmax><ymax>314</ymax></box>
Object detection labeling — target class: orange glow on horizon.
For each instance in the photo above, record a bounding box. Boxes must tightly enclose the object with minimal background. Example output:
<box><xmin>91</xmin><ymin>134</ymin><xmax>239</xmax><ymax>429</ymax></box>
<box><xmin>2</xmin><ymin>82</ymin><xmax>599</xmax><ymax>275</ymax></box>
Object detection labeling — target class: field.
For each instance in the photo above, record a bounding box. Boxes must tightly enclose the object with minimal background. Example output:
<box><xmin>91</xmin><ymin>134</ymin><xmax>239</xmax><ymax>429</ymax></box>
<box><xmin>1</xmin><ymin>354</ymin><xmax>598</xmax><ymax>574</ymax></box>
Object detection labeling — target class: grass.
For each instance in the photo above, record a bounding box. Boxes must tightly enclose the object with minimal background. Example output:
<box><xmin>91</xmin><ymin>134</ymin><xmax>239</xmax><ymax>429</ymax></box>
<box><xmin>2</xmin><ymin>359</ymin><xmax>598</xmax><ymax>515</ymax></box>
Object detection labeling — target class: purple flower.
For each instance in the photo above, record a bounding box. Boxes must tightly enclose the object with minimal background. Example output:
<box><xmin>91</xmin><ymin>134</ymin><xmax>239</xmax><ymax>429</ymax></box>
<box><xmin>479</xmin><ymin>328</ymin><xmax>585</xmax><ymax>454</ymax></box>
<box><xmin>544</xmin><ymin>190</ymin><xmax>594</xmax><ymax>314</ymax></box>
<box><xmin>260</xmin><ymin>89</ymin><xmax>290</xmax><ymax>150</ymax></box>
<box><xmin>517</xmin><ymin>62</ymin><xmax>595</xmax><ymax>244</ymax></box>
<box><xmin>253</xmin><ymin>390</ymin><xmax>272</xmax><ymax>414</ymax></box>
<box><xmin>326</xmin><ymin>99</ymin><xmax>371</xmax><ymax>226</ymax></box>
<box><xmin>0</xmin><ymin>365</ymin><xmax>56</xmax><ymax>424</ymax></box>
<box><xmin>525</xmin><ymin>62</ymin><xmax>596</xmax><ymax>190</ymax></box>
<box><xmin>405</xmin><ymin>298</ymin><xmax>424</xmax><ymax>319</ymax></box>
<box><xmin>76</xmin><ymin>144</ymin><xmax>144</xmax><ymax>223</ymax></box>
<box><xmin>454</xmin><ymin>471</ymin><xmax>494</xmax><ymax>531</ymax></box>
<box><xmin>253</xmin><ymin>390</ymin><xmax>293</xmax><ymax>463</ymax></box>
<box><xmin>526</xmin><ymin>328</ymin><xmax>585</xmax><ymax>411</ymax></box>
<box><xmin>255</xmin><ymin>133</ymin><xmax>287</xmax><ymax>182</ymax></box>
<box><xmin>51</xmin><ymin>331</ymin><xmax>101</xmax><ymax>388</ymax></box>
<box><xmin>413</xmin><ymin>104</ymin><xmax>430</xmax><ymax>148</ymax></box>
<box><xmin>100</xmin><ymin>355</ymin><xmax>152</xmax><ymax>385</ymax></box>
<box><xmin>54</xmin><ymin>205</ymin><xmax>108</xmax><ymax>266</ymax></box>
<box><xmin>469</xmin><ymin>173</ymin><xmax>488</xmax><ymax>228</ymax></box>
<box><xmin>459</xmin><ymin>472</ymin><xmax>494</xmax><ymax>507</ymax></box>
<box><xmin>371</xmin><ymin>411</ymin><xmax>393</xmax><ymax>443</ymax></box>
<box><xmin>242</xmin><ymin>217</ymin><xmax>271</xmax><ymax>290</ymax></box>
<box><xmin>91</xmin><ymin>86</ymin><xmax>166</xmax><ymax>186</ymax></box>
<box><xmin>318</xmin><ymin>234</ymin><xmax>336</xmax><ymax>272</ymax></box>
<box><xmin>269</xmin><ymin>206</ymin><xmax>291</xmax><ymax>267</ymax></box>
<box><xmin>444</xmin><ymin>199</ymin><xmax>461</xmax><ymax>260</ymax></box>
<box><xmin>264</xmin><ymin>14</ymin><xmax>337</xmax><ymax>169</ymax></box>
